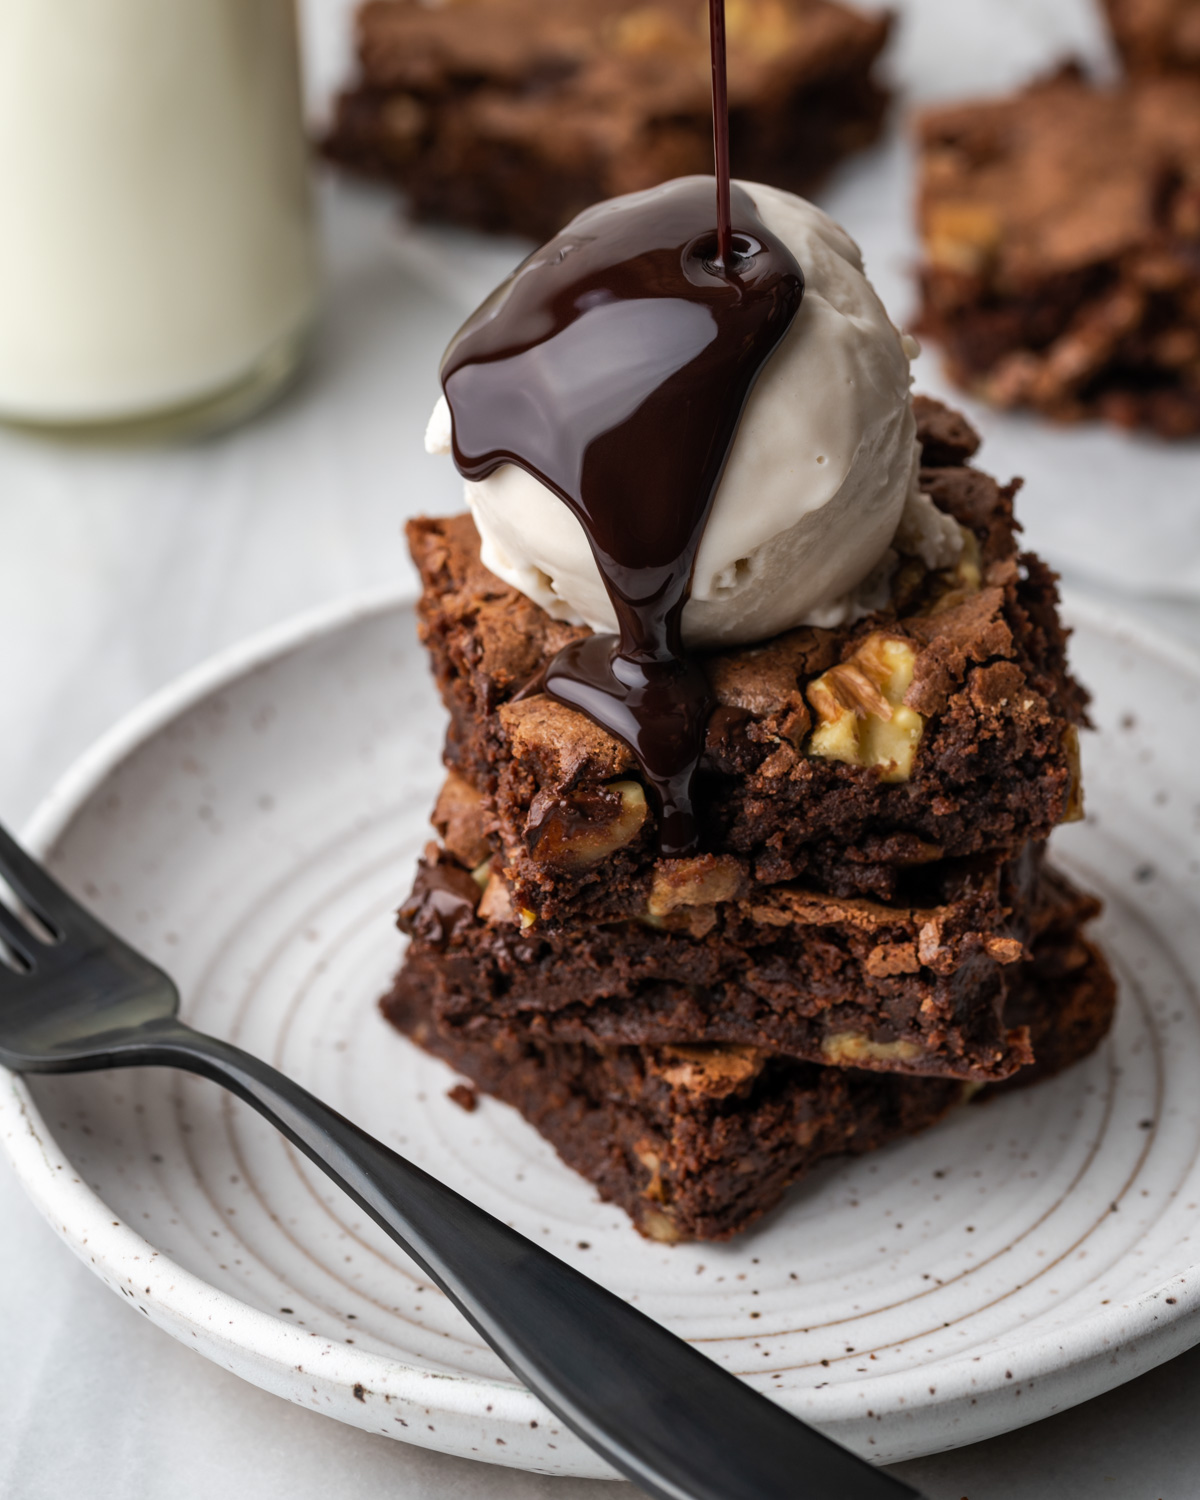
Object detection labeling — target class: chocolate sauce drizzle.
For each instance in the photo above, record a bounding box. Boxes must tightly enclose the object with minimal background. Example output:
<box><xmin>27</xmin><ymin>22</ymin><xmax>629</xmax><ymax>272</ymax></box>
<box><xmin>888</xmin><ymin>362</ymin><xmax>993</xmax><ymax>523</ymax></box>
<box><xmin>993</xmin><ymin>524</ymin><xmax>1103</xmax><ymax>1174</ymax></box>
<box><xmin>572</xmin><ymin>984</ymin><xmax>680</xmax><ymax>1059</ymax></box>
<box><xmin>709</xmin><ymin>0</ymin><xmax>733</xmax><ymax>271</ymax></box>
<box><xmin>441</xmin><ymin>4</ymin><xmax>804</xmax><ymax>857</ymax></box>
<box><xmin>399</xmin><ymin>860</ymin><xmax>480</xmax><ymax>949</ymax></box>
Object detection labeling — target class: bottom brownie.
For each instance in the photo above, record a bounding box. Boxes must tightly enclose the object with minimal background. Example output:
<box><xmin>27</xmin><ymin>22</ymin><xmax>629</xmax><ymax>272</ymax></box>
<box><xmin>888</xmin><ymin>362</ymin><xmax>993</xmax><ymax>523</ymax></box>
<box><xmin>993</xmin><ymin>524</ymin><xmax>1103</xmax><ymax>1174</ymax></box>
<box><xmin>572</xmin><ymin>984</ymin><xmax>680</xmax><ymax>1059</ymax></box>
<box><xmin>382</xmin><ymin>869</ymin><xmax>1115</xmax><ymax>1242</ymax></box>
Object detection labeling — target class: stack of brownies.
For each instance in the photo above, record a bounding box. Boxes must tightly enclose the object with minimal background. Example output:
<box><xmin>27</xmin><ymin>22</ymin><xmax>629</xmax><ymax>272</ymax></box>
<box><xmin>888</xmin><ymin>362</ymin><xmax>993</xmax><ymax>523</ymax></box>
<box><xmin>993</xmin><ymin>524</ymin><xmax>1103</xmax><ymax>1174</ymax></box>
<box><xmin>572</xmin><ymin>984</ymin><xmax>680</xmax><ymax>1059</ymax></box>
<box><xmin>384</xmin><ymin>397</ymin><xmax>1116</xmax><ymax>1242</ymax></box>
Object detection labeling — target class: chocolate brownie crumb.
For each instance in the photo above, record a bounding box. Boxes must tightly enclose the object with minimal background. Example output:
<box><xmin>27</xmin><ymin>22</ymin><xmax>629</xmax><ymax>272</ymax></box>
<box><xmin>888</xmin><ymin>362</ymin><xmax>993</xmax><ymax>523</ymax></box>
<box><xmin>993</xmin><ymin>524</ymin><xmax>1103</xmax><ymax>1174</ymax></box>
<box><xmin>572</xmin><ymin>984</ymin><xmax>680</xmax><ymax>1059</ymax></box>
<box><xmin>447</xmin><ymin>1082</ymin><xmax>479</xmax><ymax>1112</ymax></box>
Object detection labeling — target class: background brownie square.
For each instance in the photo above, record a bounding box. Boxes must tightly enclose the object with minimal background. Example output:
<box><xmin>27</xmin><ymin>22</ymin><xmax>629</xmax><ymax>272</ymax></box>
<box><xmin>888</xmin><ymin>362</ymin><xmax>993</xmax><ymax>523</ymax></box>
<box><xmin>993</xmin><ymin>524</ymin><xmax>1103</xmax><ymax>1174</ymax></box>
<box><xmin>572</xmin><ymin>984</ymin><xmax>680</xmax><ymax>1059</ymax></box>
<box><xmin>915</xmin><ymin>67</ymin><xmax>1200</xmax><ymax>437</ymax></box>
<box><xmin>324</xmin><ymin>0</ymin><xmax>893</xmax><ymax>241</ymax></box>
<box><xmin>1103</xmin><ymin>0</ymin><xmax>1200</xmax><ymax>74</ymax></box>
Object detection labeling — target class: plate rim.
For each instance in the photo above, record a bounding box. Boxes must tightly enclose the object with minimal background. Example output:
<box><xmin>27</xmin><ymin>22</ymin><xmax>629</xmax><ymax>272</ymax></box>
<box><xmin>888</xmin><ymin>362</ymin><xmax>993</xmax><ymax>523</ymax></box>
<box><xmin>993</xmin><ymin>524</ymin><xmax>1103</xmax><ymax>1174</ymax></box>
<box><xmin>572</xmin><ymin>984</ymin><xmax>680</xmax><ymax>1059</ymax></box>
<box><xmin>3</xmin><ymin>582</ymin><xmax>1200</xmax><ymax>1468</ymax></box>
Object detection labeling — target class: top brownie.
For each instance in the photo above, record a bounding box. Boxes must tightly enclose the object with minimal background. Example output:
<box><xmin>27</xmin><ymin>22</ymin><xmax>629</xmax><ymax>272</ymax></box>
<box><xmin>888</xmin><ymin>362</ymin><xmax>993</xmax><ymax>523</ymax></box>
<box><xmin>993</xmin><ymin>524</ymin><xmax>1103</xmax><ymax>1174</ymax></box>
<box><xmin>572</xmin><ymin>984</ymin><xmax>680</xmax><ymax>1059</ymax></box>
<box><xmin>915</xmin><ymin>67</ymin><xmax>1200</xmax><ymax>437</ymax></box>
<box><xmin>1103</xmin><ymin>0</ymin><xmax>1200</xmax><ymax>73</ymax></box>
<box><xmin>325</xmin><ymin>0</ymin><xmax>891</xmax><ymax>241</ymax></box>
<box><xmin>406</xmin><ymin>398</ymin><xmax>1086</xmax><ymax>928</ymax></box>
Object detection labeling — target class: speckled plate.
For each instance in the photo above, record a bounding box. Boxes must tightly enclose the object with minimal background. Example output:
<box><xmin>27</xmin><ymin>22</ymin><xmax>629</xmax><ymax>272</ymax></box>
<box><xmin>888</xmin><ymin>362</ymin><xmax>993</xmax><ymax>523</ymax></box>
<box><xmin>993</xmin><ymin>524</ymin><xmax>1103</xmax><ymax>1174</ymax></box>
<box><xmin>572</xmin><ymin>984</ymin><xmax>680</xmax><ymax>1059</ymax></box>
<box><xmin>2</xmin><ymin>589</ymin><xmax>1199</xmax><ymax>1477</ymax></box>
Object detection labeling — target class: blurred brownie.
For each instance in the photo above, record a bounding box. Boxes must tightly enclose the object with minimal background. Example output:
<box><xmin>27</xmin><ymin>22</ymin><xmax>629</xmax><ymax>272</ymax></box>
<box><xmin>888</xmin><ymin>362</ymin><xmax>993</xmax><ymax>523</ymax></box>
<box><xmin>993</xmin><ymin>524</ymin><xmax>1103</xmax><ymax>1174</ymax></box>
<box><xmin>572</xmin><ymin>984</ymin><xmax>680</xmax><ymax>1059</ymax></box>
<box><xmin>1103</xmin><ymin>0</ymin><xmax>1200</xmax><ymax>74</ymax></box>
<box><xmin>324</xmin><ymin>0</ymin><xmax>892</xmax><ymax>241</ymax></box>
<box><xmin>915</xmin><ymin>67</ymin><xmax>1200</xmax><ymax>437</ymax></box>
<box><xmin>405</xmin><ymin>398</ymin><xmax>1087</xmax><ymax>927</ymax></box>
<box><xmin>383</xmin><ymin>869</ymin><xmax>1115</xmax><ymax>1241</ymax></box>
<box><xmin>396</xmin><ymin>818</ymin><xmax>1041</xmax><ymax>1083</ymax></box>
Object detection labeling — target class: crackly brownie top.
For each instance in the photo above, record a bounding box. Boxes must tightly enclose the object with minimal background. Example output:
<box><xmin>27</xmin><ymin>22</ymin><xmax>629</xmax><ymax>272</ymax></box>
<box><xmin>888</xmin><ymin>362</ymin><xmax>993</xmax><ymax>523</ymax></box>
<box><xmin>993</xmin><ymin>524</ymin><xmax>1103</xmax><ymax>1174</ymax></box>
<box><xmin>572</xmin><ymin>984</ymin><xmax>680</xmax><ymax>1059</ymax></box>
<box><xmin>917</xmin><ymin>66</ymin><xmax>1200</xmax><ymax>283</ymax></box>
<box><xmin>1104</xmin><ymin>0</ymin><xmax>1200</xmax><ymax>73</ymax></box>
<box><xmin>353</xmin><ymin>0</ymin><xmax>890</xmax><ymax>123</ymax></box>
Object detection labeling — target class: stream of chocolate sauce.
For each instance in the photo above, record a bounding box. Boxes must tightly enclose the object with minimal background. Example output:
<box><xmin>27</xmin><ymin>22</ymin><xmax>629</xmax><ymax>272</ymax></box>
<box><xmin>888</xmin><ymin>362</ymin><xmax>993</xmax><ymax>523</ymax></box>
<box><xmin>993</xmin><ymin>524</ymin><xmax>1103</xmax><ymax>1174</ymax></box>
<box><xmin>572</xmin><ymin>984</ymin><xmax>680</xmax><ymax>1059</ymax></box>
<box><xmin>441</xmin><ymin>4</ymin><xmax>804</xmax><ymax>856</ymax></box>
<box><xmin>709</xmin><ymin>0</ymin><xmax>733</xmax><ymax>271</ymax></box>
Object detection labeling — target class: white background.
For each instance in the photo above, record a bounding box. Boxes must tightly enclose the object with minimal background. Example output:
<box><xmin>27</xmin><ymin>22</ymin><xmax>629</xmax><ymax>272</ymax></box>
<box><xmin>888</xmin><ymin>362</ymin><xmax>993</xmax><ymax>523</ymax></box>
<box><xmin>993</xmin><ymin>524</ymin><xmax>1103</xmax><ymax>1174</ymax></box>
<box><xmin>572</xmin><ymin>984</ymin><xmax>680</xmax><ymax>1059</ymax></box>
<box><xmin>2</xmin><ymin>0</ymin><xmax>1200</xmax><ymax>1495</ymax></box>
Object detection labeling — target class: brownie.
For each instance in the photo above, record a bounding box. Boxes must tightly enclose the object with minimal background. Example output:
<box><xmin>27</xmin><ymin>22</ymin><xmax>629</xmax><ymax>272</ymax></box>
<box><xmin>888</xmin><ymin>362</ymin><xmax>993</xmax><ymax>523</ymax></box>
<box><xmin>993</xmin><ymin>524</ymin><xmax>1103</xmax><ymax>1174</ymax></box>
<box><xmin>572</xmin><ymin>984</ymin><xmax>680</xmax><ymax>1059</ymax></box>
<box><xmin>383</xmin><ymin>870</ymin><xmax>1116</xmax><ymax>1242</ymax></box>
<box><xmin>397</xmin><ymin>813</ymin><xmax>1042</xmax><ymax>1083</ymax></box>
<box><xmin>406</xmin><ymin>398</ymin><xmax>1087</xmax><ymax>928</ymax></box>
<box><xmin>915</xmin><ymin>67</ymin><xmax>1200</xmax><ymax>437</ymax></box>
<box><xmin>985</xmin><ymin>865</ymin><xmax>1110</xmax><ymax>1091</ymax></box>
<box><xmin>323</xmin><ymin>0</ymin><xmax>892</xmax><ymax>242</ymax></box>
<box><xmin>1103</xmin><ymin>0</ymin><xmax>1200</xmax><ymax>74</ymax></box>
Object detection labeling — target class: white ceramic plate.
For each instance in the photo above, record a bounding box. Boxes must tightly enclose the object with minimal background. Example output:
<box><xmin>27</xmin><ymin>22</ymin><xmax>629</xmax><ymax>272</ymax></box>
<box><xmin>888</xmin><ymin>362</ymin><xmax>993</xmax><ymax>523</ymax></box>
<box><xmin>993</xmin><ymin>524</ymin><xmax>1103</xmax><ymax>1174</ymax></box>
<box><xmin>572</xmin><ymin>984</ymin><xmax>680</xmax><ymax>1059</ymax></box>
<box><xmin>2</xmin><ymin>590</ymin><xmax>1199</xmax><ymax>1478</ymax></box>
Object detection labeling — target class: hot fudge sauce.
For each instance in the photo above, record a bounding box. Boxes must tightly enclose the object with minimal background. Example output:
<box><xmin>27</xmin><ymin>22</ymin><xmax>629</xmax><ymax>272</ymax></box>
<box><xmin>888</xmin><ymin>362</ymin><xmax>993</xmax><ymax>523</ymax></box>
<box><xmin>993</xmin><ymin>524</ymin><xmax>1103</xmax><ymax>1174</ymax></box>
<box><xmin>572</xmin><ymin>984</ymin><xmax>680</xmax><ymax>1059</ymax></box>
<box><xmin>440</xmin><ymin>3</ymin><xmax>804</xmax><ymax>855</ymax></box>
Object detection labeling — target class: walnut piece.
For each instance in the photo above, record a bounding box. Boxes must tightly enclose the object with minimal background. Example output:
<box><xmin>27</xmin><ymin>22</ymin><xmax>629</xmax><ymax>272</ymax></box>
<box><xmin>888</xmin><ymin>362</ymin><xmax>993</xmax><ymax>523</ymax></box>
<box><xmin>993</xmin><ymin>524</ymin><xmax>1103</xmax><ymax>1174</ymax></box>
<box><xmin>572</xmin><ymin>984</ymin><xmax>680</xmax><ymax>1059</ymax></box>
<box><xmin>525</xmin><ymin>780</ymin><xmax>648</xmax><ymax>871</ymax></box>
<box><xmin>655</xmin><ymin>1043</ymin><xmax>764</xmax><ymax>1096</ymax></box>
<box><xmin>725</xmin><ymin>0</ymin><xmax>796</xmax><ymax>56</ymax></box>
<box><xmin>1062</xmin><ymin>725</ymin><xmax>1085</xmax><ymax>823</ymax></box>
<box><xmin>611</xmin><ymin>7</ymin><xmax>689</xmax><ymax>54</ymax></box>
<box><xmin>821</xmin><ymin>1032</ymin><xmax>924</xmax><ymax>1067</ymax></box>
<box><xmin>923</xmin><ymin>200</ymin><xmax>1002</xmax><ymax>275</ymax></box>
<box><xmin>648</xmin><ymin>854</ymin><xmax>743</xmax><ymax>917</ymax></box>
<box><xmin>806</xmin><ymin>634</ymin><xmax>924</xmax><ymax>782</ymax></box>
<box><xmin>476</xmin><ymin>869</ymin><xmax>514</xmax><ymax>924</ymax></box>
<box><xmin>432</xmin><ymin>773</ymin><xmax>491</xmax><ymax>869</ymax></box>
<box><xmin>639</xmin><ymin>1207</ymin><xmax>682</xmax><ymax>1244</ymax></box>
<box><xmin>634</xmin><ymin>1143</ymin><xmax>666</xmax><ymax>1202</ymax></box>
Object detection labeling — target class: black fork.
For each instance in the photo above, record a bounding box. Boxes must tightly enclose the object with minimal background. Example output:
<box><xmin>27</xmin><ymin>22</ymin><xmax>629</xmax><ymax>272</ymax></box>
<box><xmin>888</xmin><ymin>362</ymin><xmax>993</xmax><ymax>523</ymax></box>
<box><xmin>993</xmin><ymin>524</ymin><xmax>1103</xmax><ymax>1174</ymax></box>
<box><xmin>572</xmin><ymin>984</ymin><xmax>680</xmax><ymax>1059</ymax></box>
<box><xmin>0</xmin><ymin>821</ymin><xmax>920</xmax><ymax>1500</ymax></box>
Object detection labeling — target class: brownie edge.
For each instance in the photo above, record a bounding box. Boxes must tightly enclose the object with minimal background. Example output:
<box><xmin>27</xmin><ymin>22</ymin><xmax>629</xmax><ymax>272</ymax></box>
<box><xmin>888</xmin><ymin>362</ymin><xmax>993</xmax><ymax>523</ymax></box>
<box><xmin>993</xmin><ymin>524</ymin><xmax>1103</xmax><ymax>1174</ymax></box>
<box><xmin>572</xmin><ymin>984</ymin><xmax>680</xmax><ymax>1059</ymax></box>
<box><xmin>382</xmin><ymin>869</ymin><xmax>1116</xmax><ymax>1242</ymax></box>
<box><xmin>400</xmin><ymin>832</ymin><xmax>1045</xmax><ymax>1084</ymax></box>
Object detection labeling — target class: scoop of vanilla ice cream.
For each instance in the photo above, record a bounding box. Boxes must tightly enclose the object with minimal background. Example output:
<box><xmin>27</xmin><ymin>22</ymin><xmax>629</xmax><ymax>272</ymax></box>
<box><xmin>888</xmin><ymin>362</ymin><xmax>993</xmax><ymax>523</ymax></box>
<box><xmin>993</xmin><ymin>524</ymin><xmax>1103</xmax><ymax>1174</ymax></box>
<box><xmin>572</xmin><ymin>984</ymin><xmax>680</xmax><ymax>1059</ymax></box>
<box><xmin>425</xmin><ymin>178</ymin><xmax>960</xmax><ymax>648</ymax></box>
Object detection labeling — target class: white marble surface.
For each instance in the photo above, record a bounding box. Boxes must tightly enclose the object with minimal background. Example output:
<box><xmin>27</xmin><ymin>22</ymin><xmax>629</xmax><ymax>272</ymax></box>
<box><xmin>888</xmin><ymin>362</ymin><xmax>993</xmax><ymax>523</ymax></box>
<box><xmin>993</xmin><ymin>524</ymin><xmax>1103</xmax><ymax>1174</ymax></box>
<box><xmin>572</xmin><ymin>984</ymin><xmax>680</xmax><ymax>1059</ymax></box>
<box><xmin>3</xmin><ymin>0</ymin><xmax>1200</xmax><ymax>1494</ymax></box>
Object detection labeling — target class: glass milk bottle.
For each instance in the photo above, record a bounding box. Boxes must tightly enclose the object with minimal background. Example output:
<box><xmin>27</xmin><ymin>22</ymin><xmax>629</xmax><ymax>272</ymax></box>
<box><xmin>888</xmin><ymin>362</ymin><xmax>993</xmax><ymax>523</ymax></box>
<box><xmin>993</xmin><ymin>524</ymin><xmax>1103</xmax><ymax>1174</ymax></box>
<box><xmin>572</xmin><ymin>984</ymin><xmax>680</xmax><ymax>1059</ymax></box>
<box><xmin>0</xmin><ymin>0</ymin><xmax>319</xmax><ymax>439</ymax></box>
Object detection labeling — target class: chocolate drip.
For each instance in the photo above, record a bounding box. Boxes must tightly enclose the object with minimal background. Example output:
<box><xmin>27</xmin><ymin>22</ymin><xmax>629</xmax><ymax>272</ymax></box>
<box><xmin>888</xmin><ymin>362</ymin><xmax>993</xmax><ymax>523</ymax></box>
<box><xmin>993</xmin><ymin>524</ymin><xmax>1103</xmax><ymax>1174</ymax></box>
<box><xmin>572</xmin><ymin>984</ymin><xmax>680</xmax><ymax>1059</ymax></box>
<box><xmin>441</xmin><ymin>11</ymin><xmax>803</xmax><ymax>856</ymax></box>
<box><xmin>709</xmin><ymin>0</ymin><xmax>733</xmax><ymax>271</ymax></box>
<box><xmin>399</xmin><ymin>861</ymin><xmax>480</xmax><ymax>949</ymax></box>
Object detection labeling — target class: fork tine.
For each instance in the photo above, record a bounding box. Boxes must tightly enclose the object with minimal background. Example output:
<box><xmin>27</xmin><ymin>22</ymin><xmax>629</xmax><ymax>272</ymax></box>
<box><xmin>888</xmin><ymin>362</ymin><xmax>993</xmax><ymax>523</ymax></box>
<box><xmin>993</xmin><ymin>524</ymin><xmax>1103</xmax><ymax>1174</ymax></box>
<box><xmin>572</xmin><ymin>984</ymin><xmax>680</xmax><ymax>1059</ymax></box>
<box><xmin>0</xmin><ymin>821</ymin><xmax>105</xmax><ymax>941</ymax></box>
<box><xmin>0</xmin><ymin>898</ymin><xmax>40</xmax><ymax>970</ymax></box>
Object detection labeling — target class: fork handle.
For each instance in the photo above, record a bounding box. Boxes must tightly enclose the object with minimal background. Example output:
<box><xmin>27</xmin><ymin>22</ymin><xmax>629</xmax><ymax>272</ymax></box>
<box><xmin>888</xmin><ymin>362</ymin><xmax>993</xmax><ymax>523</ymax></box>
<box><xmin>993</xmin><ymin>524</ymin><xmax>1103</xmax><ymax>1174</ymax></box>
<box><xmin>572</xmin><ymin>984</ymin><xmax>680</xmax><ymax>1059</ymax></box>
<box><xmin>119</xmin><ymin>1018</ymin><xmax>917</xmax><ymax>1500</ymax></box>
